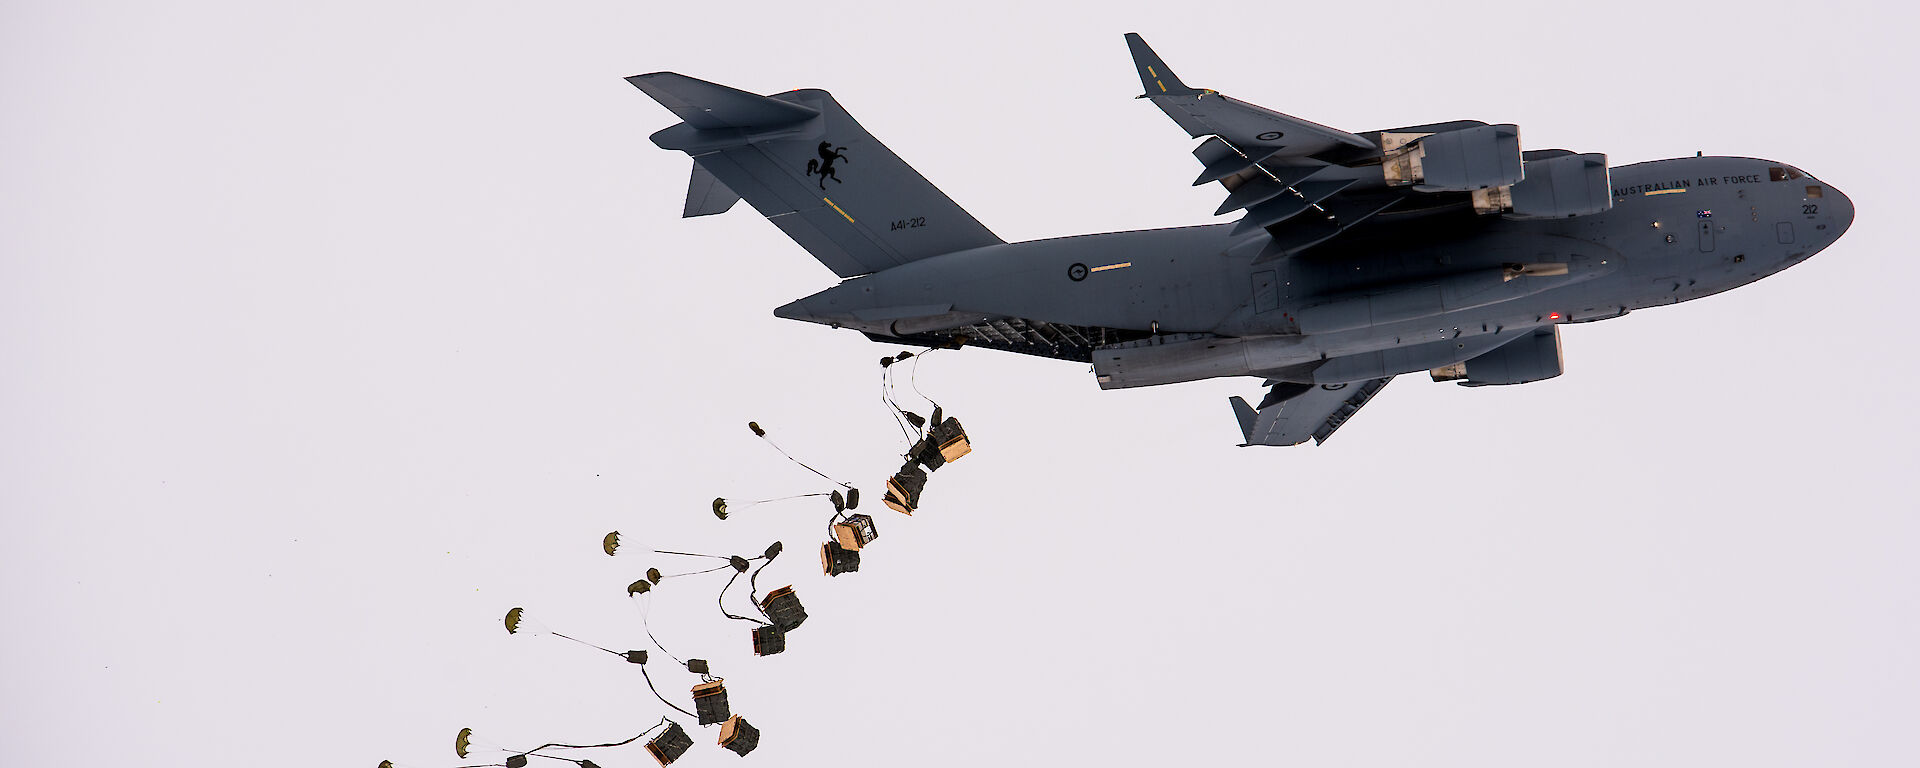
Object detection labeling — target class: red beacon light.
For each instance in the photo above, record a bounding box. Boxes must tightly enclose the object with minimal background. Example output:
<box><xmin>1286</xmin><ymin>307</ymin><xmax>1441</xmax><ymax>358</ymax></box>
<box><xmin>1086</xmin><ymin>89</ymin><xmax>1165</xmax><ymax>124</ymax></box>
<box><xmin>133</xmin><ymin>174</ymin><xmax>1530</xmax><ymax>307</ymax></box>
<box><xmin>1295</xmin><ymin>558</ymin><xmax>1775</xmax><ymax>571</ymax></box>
<box><xmin>1548</xmin><ymin>312</ymin><xmax>1563</xmax><ymax>320</ymax></box>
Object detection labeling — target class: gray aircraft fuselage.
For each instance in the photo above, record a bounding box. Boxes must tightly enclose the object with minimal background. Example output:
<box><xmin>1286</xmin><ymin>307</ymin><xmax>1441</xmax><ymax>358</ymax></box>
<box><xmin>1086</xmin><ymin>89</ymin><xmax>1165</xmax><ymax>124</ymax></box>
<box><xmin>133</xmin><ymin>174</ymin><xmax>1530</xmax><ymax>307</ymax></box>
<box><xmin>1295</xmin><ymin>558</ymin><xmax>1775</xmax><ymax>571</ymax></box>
<box><xmin>630</xmin><ymin>35</ymin><xmax>1855</xmax><ymax>444</ymax></box>
<box><xmin>776</xmin><ymin>155</ymin><xmax>1852</xmax><ymax>388</ymax></box>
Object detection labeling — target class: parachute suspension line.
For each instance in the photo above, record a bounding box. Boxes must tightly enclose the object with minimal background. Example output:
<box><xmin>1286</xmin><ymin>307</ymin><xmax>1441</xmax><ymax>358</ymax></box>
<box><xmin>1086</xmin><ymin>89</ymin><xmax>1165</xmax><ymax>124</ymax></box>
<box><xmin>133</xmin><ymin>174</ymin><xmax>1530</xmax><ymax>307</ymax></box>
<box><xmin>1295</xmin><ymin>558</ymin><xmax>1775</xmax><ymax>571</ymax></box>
<box><xmin>547</xmin><ymin>631</ymin><xmax>623</xmax><ymax>659</ymax></box>
<box><xmin>653</xmin><ymin>549</ymin><xmax>732</xmax><ymax>561</ymax></box>
<box><xmin>631</xmin><ymin>593</ymin><xmax>686</xmax><ymax>667</ymax></box>
<box><xmin>658</xmin><ymin>562</ymin><xmax>733</xmax><ymax>579</ymax></box>
<box><xmin>880</xmin><ymin>360</ymin><xmax>916</xmax><ymax>443</ymax></box>
<box><xmin>746</xmin><ymin>557</ymin><xmax>777</xmax><ymax>623</ymax></box>
<box><xmin>509</xmin><ymin>716</ymin><xmax>672</xmax><ymax>756</ymax></box>
<box><xmin>720</xmin><ymin>492</ymin><xmax>836</xmax><ymax>517</ymax></box>
<box><xmin>907</xmin><ymin>348</ymin><xmax>944</xmax><ymax>412</ymax></box>
<box><xmin>715</xmin><ymin>568</ymin><xmax>767</xmax><ymax>626</ymax></box>
<box><xmin>639</xmin><ymin>663</ymin><xmax>699</xmax><ymax>719</ymax></box>
<box><xmin>748</xmin><ymin>422</ymin><xmax>854</xmax><ymax>491</ymax></box>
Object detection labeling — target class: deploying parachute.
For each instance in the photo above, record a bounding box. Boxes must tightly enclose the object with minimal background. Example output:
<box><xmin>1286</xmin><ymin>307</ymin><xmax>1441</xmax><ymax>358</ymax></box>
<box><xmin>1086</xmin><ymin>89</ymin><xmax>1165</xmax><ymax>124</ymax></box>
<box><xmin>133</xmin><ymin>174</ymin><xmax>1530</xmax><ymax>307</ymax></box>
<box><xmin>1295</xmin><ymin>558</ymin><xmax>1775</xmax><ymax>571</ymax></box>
<box><xmin>379</xmin><ymin>349</ymin><xmax>975</xmax><ymax>766</ymax></box>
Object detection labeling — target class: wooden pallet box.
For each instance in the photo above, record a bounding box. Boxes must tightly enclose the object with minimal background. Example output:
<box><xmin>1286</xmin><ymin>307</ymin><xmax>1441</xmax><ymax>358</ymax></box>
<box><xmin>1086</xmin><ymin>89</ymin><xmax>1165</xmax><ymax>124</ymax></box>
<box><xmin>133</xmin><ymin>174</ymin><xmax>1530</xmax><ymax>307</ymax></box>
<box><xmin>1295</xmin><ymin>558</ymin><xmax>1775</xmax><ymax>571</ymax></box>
<box><xmin>759</xmin><ymin>585</ymin><xmax>807</xmax><ymax>632</ymax></box>
<box><xmin>645</xmin><ymin>721</ymin><xmax>693</xmax><ymax>766</ymax></box>
<box><xmin>832</xmin><ymin>514</ymin><xmax>878</xmax><ymax>550</ymax></box>
<box><xmin>718</xmin><ymin>715</ymin><xmax>761</xmax><ymax>757</ymax></box>
<box><xmin>691</xmin><ymin>679</ymin><xmax>731</xmax><ymax>726</ymax></box>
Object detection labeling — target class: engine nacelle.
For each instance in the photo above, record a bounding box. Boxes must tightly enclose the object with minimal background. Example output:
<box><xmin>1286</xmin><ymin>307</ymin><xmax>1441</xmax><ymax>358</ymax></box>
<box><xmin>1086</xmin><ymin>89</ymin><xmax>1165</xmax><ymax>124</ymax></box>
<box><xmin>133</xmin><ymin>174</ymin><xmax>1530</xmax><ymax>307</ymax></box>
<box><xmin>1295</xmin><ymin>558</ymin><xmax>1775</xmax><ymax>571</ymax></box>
<box><xmin>1430</xmin><ymin>326</ymin><xmax>1563</xmax><ymax>386</ymax></box>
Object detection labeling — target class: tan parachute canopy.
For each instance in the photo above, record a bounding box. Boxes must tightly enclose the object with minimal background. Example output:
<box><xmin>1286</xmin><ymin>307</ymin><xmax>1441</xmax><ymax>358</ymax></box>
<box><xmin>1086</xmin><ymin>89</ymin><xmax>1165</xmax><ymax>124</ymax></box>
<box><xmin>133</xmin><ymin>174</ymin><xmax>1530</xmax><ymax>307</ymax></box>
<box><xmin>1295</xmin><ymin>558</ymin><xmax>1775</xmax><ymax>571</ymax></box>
<box><xmin>602</xmin><ymin>531</ymin><xmax>620</xmax><ymax>556</ymax></box>
<box><xmin>503</xmin><ymin>608</ymin><xmax>524</xmax><ymax>635</ymax></box>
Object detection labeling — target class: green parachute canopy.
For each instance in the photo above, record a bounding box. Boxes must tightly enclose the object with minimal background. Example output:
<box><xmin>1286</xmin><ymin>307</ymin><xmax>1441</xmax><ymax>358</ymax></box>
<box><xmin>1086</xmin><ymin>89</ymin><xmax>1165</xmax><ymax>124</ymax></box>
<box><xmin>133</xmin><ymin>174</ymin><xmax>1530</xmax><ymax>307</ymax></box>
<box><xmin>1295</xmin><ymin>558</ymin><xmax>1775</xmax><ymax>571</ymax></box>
<box><xmin>504</xmin><ymin>608</ymin><xmax>524</xmax><ymax>635</ymax></box>
<box><xmin>602</xmin><ymin>531</ymin><xmax>620</xmax><ymax>556</ymax></box>
<box><xmin>455</xmin><ymin>727</ymin><xmax>473</xmax><ymax>758</ymax></box>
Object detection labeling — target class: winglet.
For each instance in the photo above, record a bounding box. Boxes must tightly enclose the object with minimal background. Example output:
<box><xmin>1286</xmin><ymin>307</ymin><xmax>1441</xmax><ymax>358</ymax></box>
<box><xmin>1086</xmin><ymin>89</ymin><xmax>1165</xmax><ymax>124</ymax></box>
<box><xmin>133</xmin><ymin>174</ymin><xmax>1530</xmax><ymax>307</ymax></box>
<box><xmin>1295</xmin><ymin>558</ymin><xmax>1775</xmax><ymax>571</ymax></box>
<box><xmin>1229</xmin><ymin>395</ymin><xmax>1258</xmax><ymax>445</ymax></box>
<box><xmin>625</xmin><ymin>72</ymin><xmax>820</xmax><ymax>131</ymax></box>
<box><xmin>1124</xmin><ymin>33</ymin><xmax>1200</xmax><ymax>97</ymax></box>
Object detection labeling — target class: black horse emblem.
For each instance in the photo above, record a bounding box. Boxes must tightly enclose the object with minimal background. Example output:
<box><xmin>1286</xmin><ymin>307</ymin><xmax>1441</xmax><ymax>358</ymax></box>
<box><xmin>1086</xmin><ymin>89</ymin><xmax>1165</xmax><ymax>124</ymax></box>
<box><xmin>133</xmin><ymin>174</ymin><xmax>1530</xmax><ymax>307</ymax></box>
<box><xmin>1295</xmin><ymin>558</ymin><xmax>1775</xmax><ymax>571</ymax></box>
<box><xmin>804</xmin><ymin>142</ymin><xmax>849</xmax><ymax>189</ymax></box>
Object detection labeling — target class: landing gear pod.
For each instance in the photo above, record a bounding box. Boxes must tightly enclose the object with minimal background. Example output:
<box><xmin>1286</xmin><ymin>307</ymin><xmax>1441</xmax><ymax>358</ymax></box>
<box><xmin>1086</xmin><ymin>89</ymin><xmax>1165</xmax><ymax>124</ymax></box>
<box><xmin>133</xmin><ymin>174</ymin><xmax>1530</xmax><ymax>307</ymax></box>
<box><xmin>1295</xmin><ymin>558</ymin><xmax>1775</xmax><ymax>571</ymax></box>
<box><xmin>821</xmin><ymin>540</ymin><xmax>861</xmax><ymax>576</ymax></box>
<box><xmin>691</xmin><ymin>679</ymin><xmax>731</xmax><ymax>725</ymax></box>
<box><xmin>645</xmin><ymin>721</ymin><xmax>694</xmax><ymax>766</ymax></box>
<box><xmin>759</xmin><ymin>585</ymin><xmax>807</xmax><ymax>632</ymax></box>
<box><xmin>718</xmin><ymin>715</ymin><xmax>760</xmax><ymax>757</ymax></box>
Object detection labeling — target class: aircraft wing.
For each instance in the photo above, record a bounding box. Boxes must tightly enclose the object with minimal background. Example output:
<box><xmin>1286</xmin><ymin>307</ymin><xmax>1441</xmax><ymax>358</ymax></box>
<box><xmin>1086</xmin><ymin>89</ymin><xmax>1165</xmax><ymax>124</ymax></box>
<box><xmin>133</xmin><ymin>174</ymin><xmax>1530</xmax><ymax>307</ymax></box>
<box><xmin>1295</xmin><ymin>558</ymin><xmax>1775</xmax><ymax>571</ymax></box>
<box><xmin>1229</xmin><ymin>378</ymin><xmax>1392</xmax><ymax>446</ymax></box>
<box><xmin>1124</xmin><ymin>33</ymin><xmax>1377</xmax><ymax>168</ymax></box>
<box><xmin>1126</xmin><ymin>35</ymin><xmax>1606</xmax><ymax>263</ymax></box>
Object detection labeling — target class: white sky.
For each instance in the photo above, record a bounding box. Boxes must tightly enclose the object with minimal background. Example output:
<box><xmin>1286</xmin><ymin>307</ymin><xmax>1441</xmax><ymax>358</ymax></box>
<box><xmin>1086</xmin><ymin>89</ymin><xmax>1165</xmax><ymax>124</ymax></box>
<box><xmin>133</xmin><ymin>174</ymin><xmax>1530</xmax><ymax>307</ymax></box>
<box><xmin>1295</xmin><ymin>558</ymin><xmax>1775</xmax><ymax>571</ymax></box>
<box><xmin>4</xmin><ymin>1</ymin><xmax>1917</xmax><ymax>766</ymax></box>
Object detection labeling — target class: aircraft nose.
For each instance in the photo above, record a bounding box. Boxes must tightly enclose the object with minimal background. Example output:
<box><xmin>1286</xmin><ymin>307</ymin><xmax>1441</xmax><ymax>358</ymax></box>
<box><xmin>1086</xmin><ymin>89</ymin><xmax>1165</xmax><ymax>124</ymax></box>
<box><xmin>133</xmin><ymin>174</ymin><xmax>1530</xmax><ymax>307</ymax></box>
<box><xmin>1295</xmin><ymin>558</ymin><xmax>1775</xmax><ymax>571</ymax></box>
<box><xmin>1825</xmin><ymin>183</ymin><xmax>1855</xmax><ymax>241</ymax></box>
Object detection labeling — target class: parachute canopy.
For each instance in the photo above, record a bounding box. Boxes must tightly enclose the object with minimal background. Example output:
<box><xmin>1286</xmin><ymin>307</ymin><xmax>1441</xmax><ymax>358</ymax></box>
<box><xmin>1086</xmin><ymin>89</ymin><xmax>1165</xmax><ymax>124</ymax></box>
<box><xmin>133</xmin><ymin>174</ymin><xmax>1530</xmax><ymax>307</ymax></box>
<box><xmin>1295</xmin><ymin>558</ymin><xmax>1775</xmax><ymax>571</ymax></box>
<box><xmin>602</xmin><ymin>531</ymin><xmax>620</xmax><ymax>556</ymax></box>
<box><xmin>504</xmin><ymin>608</ymin><xmax>524</xmax><ymax>635</ymax></box>
<box><xmin>455</xmin><ymin>727</ymin><xmax>473</xmax><ymax>758</ymax></box>
<box><xmin>627</xmin><ymin>579</ymin><xmax>652</xmax><ymax>596</ymax></box>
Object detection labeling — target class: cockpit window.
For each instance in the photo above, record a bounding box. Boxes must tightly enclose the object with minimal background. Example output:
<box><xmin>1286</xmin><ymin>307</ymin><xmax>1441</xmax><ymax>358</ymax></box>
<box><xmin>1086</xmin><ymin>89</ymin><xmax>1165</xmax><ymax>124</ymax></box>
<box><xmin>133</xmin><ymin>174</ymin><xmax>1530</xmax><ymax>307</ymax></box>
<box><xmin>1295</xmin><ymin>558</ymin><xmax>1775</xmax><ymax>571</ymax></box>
<box><xmin>1769</xmin><ymin>166</ymin><xmax>1809</xmax><ymax>181</ymax></box>
<box><xmin>1806</xmin><ymin>185</ymin><xmax>1824</xmax><ymax>198</ymax></box>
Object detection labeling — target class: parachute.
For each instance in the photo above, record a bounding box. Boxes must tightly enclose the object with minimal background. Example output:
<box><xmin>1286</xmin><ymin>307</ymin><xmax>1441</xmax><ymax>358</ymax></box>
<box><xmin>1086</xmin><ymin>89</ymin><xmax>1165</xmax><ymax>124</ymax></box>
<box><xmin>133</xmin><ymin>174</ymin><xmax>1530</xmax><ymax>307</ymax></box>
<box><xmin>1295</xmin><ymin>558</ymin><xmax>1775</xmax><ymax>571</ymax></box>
<box><xmin>376</xmin><ymin>348</ymin><xmax>979</xmax><ymax>765</ymax></box>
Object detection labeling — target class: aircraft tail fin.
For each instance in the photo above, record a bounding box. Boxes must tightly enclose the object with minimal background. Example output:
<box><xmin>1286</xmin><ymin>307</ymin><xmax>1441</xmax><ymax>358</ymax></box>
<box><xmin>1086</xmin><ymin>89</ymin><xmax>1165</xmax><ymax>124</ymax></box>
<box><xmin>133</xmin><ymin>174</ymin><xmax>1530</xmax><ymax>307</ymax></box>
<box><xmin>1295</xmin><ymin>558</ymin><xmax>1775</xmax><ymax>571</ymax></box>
<box><xmin>631</xmin><ymin>72</ymin><xmax>1003</xmax><ymax>278</ymax></box>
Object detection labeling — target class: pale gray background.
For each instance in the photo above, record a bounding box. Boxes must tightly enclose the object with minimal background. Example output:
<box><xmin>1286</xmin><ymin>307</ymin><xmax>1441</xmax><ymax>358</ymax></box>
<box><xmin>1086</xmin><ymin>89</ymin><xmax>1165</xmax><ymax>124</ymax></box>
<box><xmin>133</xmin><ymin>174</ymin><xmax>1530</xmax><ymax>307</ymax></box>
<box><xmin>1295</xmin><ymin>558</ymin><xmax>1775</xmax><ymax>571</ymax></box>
<box><xmin>4</xmin><ymin>1</ymin><xmax>1916</xmax><ymax>766</ymax></box>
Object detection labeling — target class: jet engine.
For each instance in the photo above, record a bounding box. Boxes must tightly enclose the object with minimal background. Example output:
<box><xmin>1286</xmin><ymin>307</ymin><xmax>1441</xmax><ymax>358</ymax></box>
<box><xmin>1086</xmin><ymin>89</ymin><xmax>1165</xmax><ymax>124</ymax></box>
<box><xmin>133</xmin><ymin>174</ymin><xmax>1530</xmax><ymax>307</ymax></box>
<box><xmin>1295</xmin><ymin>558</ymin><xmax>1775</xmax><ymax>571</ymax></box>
<box><xmin>1430</xmin><ymin>326</ymin><xmax>1563</xmax><ymax>386</ymax></box>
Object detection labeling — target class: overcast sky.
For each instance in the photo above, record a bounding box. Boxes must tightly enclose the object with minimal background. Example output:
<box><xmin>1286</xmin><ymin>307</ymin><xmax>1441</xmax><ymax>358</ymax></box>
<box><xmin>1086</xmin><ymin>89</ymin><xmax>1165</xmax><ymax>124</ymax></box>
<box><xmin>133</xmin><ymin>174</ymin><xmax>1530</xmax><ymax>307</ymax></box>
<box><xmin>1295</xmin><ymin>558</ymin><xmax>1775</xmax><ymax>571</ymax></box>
<box><xmin>4</xmin><ymin>1</ymin><xmax>1917</xmax><ymax>766</ymax></box>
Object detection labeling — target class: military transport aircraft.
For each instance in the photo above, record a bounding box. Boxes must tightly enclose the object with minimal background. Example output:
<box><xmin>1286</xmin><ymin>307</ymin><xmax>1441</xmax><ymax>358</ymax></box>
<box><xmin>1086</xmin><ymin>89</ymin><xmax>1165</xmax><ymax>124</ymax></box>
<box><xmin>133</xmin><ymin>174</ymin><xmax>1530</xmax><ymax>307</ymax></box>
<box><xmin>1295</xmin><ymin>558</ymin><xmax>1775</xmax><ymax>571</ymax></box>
<box><xmin>629</xmin><ymin>33</ymin><xmax>1853</xmax><ymax>446</ymax></box>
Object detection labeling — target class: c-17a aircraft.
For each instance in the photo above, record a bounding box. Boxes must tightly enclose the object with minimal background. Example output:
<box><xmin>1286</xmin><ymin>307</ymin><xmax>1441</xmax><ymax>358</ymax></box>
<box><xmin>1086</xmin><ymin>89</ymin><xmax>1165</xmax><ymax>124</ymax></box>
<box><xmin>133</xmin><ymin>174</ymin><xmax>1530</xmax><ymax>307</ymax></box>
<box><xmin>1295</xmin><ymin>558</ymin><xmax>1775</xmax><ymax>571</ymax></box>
<box><xmin>629</xmin><ymin>33</ymin><xmax>1853</xmax><ymax>446</ymax></box>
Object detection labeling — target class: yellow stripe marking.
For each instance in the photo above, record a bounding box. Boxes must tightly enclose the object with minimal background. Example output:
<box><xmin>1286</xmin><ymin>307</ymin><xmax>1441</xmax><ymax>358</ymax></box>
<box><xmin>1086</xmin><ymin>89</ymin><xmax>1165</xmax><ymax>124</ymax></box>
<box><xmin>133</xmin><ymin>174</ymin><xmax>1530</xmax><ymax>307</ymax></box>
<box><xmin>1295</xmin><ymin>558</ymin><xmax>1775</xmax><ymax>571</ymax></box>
<box><xmin>823</xmin><ymin>197</ymin><xmax>855</xmax><ymax>222</ymax></box>
<box><xmin>1090</xmin><ymin>262</ymin><xmax>1132</xmax><ymax>273</ymax></box>
<box><xmin>1645</xmin><ymin>188</ymin><xmax>1687</xmax><ymax>196</ymax></box>
<box><xmin>1157</xmin><ymin>80</ymin><xmax>1166</xmax><ymax>93</ymax></box>
<box><xmin>1147</xmin><ymin>66</ymin><xmax>1157</xmax><ymax>77</ymax></box>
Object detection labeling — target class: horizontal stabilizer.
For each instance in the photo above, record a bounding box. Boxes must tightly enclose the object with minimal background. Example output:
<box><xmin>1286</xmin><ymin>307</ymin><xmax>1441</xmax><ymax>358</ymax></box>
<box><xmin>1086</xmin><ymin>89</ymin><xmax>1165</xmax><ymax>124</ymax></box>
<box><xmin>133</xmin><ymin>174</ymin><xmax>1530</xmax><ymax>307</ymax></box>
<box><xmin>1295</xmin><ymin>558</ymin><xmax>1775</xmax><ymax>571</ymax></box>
<box><xmin>626</xmin><ymin>72</ymin><xmax>820</xmax><ymax>131</ymax></box>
